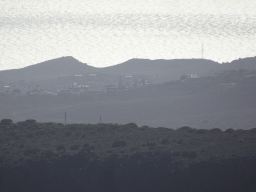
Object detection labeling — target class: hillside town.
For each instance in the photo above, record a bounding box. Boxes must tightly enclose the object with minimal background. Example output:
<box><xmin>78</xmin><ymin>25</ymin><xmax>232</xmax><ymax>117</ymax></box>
<box><xmin>1</xmin><ymin>69</ymin><xmax>256</xmax><ymax>98</ymax></box>
<box><xmin>0</xmin><ymin>74</ymin><xmax>154</xmax><ymax>97</ymax></box>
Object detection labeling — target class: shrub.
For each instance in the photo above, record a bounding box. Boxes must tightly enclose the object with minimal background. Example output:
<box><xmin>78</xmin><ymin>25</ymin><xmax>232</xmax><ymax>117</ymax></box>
<box><xmin>48</xmin><ymin>130</ymin><xmax>57</xmax><ymax>136</ymax></box>
<box><xmin>195</xmin><ymin>129</ymin><xmax>208</xmax><ymax>134</ymax></box>
<box><xmin>161</xmin><ymin>138</ymin><xmax>170</xmax><ymax>145</ymax></box>
<box><xmin>36</xmin><ymin>130</ymin><xmax>46</xmax><ymax>136</ymax></box>
<box><xmin>209</xmin><ymin>128</ymin><xmax>222</xmax><ymax>134</ymax></box>
<box><xmin>112</xmin><ymin>140</ymin><xmax>127</xmax><ymax>147</ymax></box>
<box><xmin>0</xmin><ymin>119</ymin><xmax>13</xmax><ymax>126</ymax></box>
<box><xmin>125</xmin><ymin>123</ymin><xmax>138</xmax><ymax>128</ymax></box>
<box><xmin>97</xmin><ymin>126</ymin><xmax>106</xmax><ymax>132</ymax></box>
<box><xmin>41</xmin><ymin>150</ymin><xmax>54</xmax><ymax>158</ymax></box>
<box><xmin>130</xmin><ymin>146</ymin><xmax>137</xmax><ymax>152</ymax></box>
<box><xmin>172</xmin><ymin>151</ymin><xmax>181</xmax><ymax>156</ymax></box>
<box><xmin>8</xmin><ymin>132</ymin><xmax>16</xmax><ymax>137</ymax></box>
<box><xmin>17</xmin><ymin>121</ymin><xmax>27</xmax><ymax>126</ymax></box>
<box><xmin>25</xmin><ymin>119</ymin><xmax>37</xmax><ymax>124</ymax></box>
<box><xmin>146</xmin><ymin>142</ymin><xmax>156</xmax><ymax>147</ymax></box>
<box><xmin>188</xmin><ymin>151</ymin><xmax>197</xmax><ymax>158</ymax></box>
<box><xmin>64</xmin><ymin>131</ymin><xmax>72</xmax><ymax>137</ymax></box>
<box><xmin>26</xmin><ymin>133</ymin><xmax>34</xmax><ymax>138</ymax></box>
<box><xmin>81</xmin><ymin>134</ymin><xmax>86</xmax><ymax>138</ymax></box>
<box><xmin>24</xmin><ymin>148</ymin><xmax>41</xmax><ymax>156</ymax></box>
<box><xmin>0</xmin><ymin>156</ymin><xmax>4</xmax><ymax>164</ymax></box>
<box><xmin>225</xmin><ymin>128</ymin><xmax>235</xmax><ymax>133</ymax></box>
<box><xmin>89</xmin><ymin>145</ymin><xmax>95</xmax><ymax>150</ymax></box>
<box><xmin>177</xmin><ymin>126</ymin><xmax>193</xmax><ymax>132</ymax></box>
<box><xmin>182</xmin><ymin>151</ymin><xmax>197</xmax><ymax>158</ymax></box>
<box><xmin>83</xmin><ymin>143</ymin><xmax>90</xmax><ymax>148</ymax></box>
<box><xmin>56</xmin><ymin>145</ymin><xmax>66</xmax><ymax>151</ymax></box>
<box><xmin>249</xmin><ymin>128</ymin><xmax>256</xmax><ymax>133</ymax></box>
<box><xmin>70</xmin><ymin>145</ymin><xmax>80</xmax><ymax>150</ymax></box>
<box><xmin>235</xmin><ymin>129</ymin><xmax>246</xmax><ymax>134</ymax></box>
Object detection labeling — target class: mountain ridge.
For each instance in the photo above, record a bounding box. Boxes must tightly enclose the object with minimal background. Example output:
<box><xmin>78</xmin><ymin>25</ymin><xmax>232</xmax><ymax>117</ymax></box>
<box><xmin>0</xmin><ymin>56</ymin><xmax>255</xmax><ymax>82</ymax></box>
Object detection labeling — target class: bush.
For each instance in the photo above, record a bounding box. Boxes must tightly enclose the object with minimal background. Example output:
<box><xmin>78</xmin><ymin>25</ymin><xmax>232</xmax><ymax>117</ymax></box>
<box><xmin>70</xmin><ymin>145</ymin><xmax>80</xmax><ymax>150</ymax></box>
<box><xmin>36</xmin><ymin>130</ymin><xmax>46</xmax><ymax>136</ymax></box>
<box><xmin>0</xmin><ymin>156</ymin><xmax>5</xmax><ymax>164</ymax></box>
<box><xmin>225</xmin><ymin>128</ymin><xmax>235</xmax><ymax>133</ymax></box>
<box><xmin>89</xmin><ymin>145</ymin><xmax>95</xmax><ymax>150</ymax></box>
<box><xmin>82</xmin><ymin>143</ymin><xmax>89</xmax><ymax>148</ymax></box>
<box><xmin>182</xmin><ymin>151</ymin><xmax>197</xmax><ymax>158</ymax></box>
<box><xmin>7</xmin><ymin>132</ymin><xmax>16</xmax><ymax>137</ymax></box>
<box><xmin>250</xmin><ymin>128</ymin><xmax>256</xmax><ymax>133</ymax></box>
<box><xmin>26</xmin><ymin>133</ymin><xmax>34</xmax><ymax>138</ymax></box>
<box><xmin>112</xmin><ymin>140</ymin><xmax>127</xmax><ymax>147</ymax></box>
<box><xmin>195</xmin><ymin>129</ymin><xmax>208</xmax><ymax>134</ymax></box>
<box><xmin>209</xmin><ymin>128</ymin><xmax>222</xmax><ymax>134</ymax></box>
<box><xmin>17</xmin><ymin>121</ymin><xmax>27</xmax><ymax>126</ymax></box>
<box><xmin>172</xmin><ymin>151</ymin><xmax>181</xmax><ymax>156</ymax></box>
<box><xmin>0</xmin><ymin>119</ymin><xmax>13</xmax><ymax>126</ymax></box>
<box><xmin>146</xmin><ymin>142</ymin><xmax>156</xmax><ymax>147</ymax></box>
<box><xmin>25</xmin><ymin>119</ymin><xmax>37</xmax><ymax>124</ymax></box>
<box><xmin>161</xmin><ymin>138</ymin><xmax>170</xmax><ymax>145</ymax></box>
<box><xmin>125</xmin><ymin>123</ymin><xmax>138</xmax><ymax>128</ymax></box>
<box><xmin>64</xmin><ymin>131</ymin><xmax>72</xmax><ymax>137</ymax></box>
<box><xmin>24</xmin><ymin>148</ymin><xmax>41</xmax><ymax>156</ymax></box>
<box><xmin>56</xmin><ymin>145</ymin><xmax>66</xmax><ymax>151</ymax></box>
<box><xmin>41</xmin><ymin>150</ymin><xmax>54</xmax><ymax>158</ymax></box>
<box><xmin>177</xmin><ymin>126</ymin><xmax>193</xmax><ymax>132</ymax></box>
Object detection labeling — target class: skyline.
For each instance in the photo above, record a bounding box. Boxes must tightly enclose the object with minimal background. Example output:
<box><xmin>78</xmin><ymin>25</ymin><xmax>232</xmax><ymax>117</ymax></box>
<box><xmin>1</xmin><ymin>0</ymin><xmax>256</xmax><ymax>70</ymax></box>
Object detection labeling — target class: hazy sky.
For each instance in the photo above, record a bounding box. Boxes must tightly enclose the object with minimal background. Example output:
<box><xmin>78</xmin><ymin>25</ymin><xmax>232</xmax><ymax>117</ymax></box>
<box><xmin>0</xmin><ymin>0</ymin><xmax>256</xmax><ymax>69</ymax></box>
<box><xmin>1</xmin><ymin>0</ymin><xmax>255</xmax><ymax>15</ymax></box>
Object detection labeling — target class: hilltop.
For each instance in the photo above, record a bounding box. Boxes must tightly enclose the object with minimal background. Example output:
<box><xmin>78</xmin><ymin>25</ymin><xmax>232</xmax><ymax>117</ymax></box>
<box><xmin>0</xmin><ymin>56</ymin><xmax>256</xmax><ymax>83</ymax></box>
<box><xmin>0</xmin><ymin>57</ymin><xmax>97</xmax><ymax>82</ymax></box>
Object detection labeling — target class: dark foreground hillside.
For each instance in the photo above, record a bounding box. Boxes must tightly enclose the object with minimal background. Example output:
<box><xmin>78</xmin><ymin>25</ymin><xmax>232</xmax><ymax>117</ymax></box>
<box><xmin>0</xmin><ymin>122</ymin><xmax>256</xmax><ymax>192</ymax></box>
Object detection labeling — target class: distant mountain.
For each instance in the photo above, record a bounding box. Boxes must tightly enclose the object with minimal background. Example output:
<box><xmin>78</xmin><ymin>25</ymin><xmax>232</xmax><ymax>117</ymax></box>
<box><xmin>99</xmin><ymin>57</ymin><xmax>256</xmax><ymax>79</ymax></box>
<box><xmin>99</xmin><ymin>58</ymin><xmax>221</xmax><ymax>80</ymax></box>
<box><xmin>0</xmin><ymin>56</ymin><xmax>255</xmax><ymax>82</ymax></box>
<box><xmin>220</xmin><ymin>57</ymin><xmax>256</xmax><ymax>70</ymax></box>
<box><xmin>0</xmin><ymin>56</ymin><xmax>97</xmax><ymax>82</ymax></box>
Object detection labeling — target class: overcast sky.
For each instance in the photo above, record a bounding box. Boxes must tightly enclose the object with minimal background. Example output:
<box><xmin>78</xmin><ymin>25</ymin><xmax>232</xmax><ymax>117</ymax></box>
<box><xmin>1</xmin><ymin>0</ymin><xmax>255</xmax><ymax>16</ymax></box>
<box><xmin>1</xmin><ymin>0</ymin><xmax>255</xmax><ymax>69</ymax></box>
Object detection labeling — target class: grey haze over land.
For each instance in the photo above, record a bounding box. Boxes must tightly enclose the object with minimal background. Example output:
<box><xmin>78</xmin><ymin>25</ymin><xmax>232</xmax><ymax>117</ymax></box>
<box><xmin>0</xmin><ymin>56</ymin><xmax>256</xmax><ymax>130</ymax></box>
<box><xmin>0</xmin><ymin>0</ymin><xmax>256</xmax><ymax>130</ymax></box>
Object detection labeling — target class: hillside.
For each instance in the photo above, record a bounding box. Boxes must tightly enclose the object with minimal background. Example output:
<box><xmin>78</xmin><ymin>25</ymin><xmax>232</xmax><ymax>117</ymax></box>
<box><xmin>0</xmin><ymin>122</ymin><xmax>256</xmax><ymax>192</ymax></box>
<box><xmin>0</xmin><ymin>57</ymin><xmax>256</xmax><ymax>129</ymax></box>
<box><xmin>0</xmin><ymin>56</ymin><xmax>256</xmax><ymax>83</ymax></box>
<box><xmin>0</xmin><ymin>57</ymin><xmax>97</xmax><ymax>82</ymax></box>
<box><xmin>1</xmin><ymin>69</ymin><xmax>255</xmax><ymax>129</ymax></box>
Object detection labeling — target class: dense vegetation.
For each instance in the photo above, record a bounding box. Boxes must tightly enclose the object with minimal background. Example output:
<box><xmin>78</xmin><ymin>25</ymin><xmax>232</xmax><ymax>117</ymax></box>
<box><xmin>1</xmin><ymin>120</ymin><xmax>256</xmax><ymax>166</ymax></box>
<box><xmin>1</xmin><ymin>120</ymin><xmax>256</xmax><ymax>192</ymax></box>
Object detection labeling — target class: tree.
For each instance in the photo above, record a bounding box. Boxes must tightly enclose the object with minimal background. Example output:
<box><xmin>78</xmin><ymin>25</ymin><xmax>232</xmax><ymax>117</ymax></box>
<box><xmin>0</xmin><ymin>119</ymin><xmax>13</xmax><ymax>126</ymax></box>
